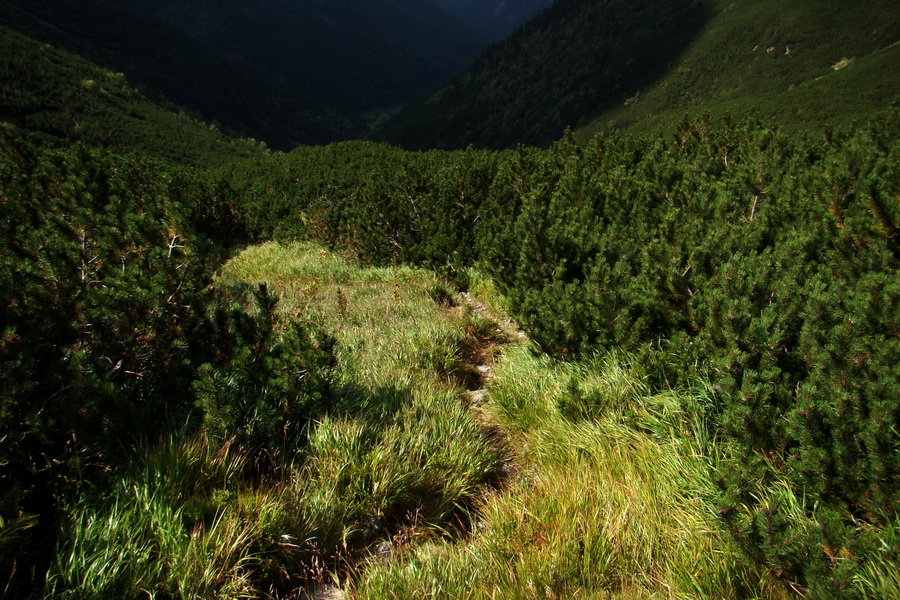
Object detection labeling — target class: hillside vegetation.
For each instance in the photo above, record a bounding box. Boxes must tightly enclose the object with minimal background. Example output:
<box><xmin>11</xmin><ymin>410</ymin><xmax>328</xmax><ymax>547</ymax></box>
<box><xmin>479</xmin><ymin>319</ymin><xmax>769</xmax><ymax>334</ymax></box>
<box><xmin>0</xmin><ymin>26</ymin><xmax>261</xmax><ymax>167</ymax></box>
<box><xmin>224</xmin><ymin>110</ymin><xmax>900</xmax><ymax>598</ymax></box>
<box><xmin>376</xmin><ymin>0</ymin><xmax>900</xmax><ymax>149</ymax></box>
<box><xmin>0</xmin><ymin>5</ymin><xmax>898</xmax><ymax>598</ymax></box>
<box><xmin>5</xmin><ymin>102</ymin><xmax>896</xmax><ymax>596</ymax></box>
<box><xmin>0</xmin><ymin>0</ymin><xmax>483</xmax><ymax>148</ymax></box>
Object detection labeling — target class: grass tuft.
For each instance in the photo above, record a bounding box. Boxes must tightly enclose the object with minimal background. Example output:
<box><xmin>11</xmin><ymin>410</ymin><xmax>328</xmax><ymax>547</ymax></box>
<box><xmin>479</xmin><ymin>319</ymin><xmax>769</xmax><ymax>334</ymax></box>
<box><xmin>354</xmin><ymin>344</ymin><xmax>789</xmax><ymax>599</ymax></box>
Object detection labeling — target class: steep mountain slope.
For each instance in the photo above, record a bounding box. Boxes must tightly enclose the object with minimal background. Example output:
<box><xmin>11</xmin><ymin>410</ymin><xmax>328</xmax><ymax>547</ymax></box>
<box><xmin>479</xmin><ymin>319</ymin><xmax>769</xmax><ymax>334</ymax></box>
<box><xmin>433</xmin><ymin>0</ymin><xmax>555</xmax><ymax>43</ymax></box>
<box><xmin>123</xmin><ymin>0</ymin><xmax>481</xmax><ymax>111</ymax></box>
<box><xmin>0</xmin><ymin>0</ymin><xmax>483</xmax><ymax>149</ymax></box>
<box><xmin>0</xmin><ymin>26</ymin><xmax>259</xmax><ymax>166</ymax></box>
<box><xmin>580</xmin><ymin>0</ymin><xmax>900</xmax><ymax>138</ymax></box>
<box><xmin>374</xmin><ymin>0</ymin><xmax>900</xmax><ymax>150</ymax></box>
<box><xmin>374</xmin><ymin>0</ymin><xmax>707</xmax><ymax>149</ymax></box>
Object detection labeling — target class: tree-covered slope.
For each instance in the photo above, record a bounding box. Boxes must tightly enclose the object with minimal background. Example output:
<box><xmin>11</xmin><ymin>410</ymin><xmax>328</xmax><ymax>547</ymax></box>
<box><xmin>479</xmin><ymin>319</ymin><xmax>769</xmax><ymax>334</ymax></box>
<box><xmin>433</xmin><ymin>0</ymin><xmax>555</xmax><ymax>43</ymax></box>
<box><xmin>0</xmin><ymin>26</ymin><xmax>261</xmax><ymax>167</ymax></box>
<box><xmin>374</xmin><ymin>0</ymin><xmax>900</xmax><ymax>150</ymax></box>
<box><xmin>581</xmin><ymin>0</ymin><xmax>900</xmax><ymax>139</ymax></box>
<box><xmin>374</xmin><ymin>0</ymin><xmax>707</xmax><ymax>149</ymax></box>
<box><xmin>0</xmin><ymin>0</ymin><xmax>484</xmax><ymax>149</ymax></box>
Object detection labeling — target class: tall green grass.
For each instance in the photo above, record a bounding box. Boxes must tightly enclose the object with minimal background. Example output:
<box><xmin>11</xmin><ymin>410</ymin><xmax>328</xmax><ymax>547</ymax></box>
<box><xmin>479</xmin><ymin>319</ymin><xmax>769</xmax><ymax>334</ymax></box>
<box><xmin>49</xmin><ymin>241</ymin><xmax>505</xmax><ymax>597</ymax></box>
<box><xmin>48</xmin><ymin>241</ymin><xmax>797</xmax><ymax>598</ymax></box>
<box><xmin>355</xmin><ymin>346</ymin><xmax>789</xmax><ymax>599</ymax></box>
<box><xmin>47</xmin><ymin>437</ymin><xmax>258</xmax><ymax>599</ymax></box>
<box><xmin>218</xmin><ymin>241</ymin><xmax>506</xmax><ymax>569</ymax></box>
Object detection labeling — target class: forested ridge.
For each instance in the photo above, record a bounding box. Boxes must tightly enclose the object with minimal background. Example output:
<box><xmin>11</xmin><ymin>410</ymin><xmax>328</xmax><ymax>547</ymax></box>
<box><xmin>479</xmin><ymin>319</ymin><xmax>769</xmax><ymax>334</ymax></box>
<box><xmin>1</xmin><ymin>8</ymin><xmax>899</xmax><ymax>600</ymax></box>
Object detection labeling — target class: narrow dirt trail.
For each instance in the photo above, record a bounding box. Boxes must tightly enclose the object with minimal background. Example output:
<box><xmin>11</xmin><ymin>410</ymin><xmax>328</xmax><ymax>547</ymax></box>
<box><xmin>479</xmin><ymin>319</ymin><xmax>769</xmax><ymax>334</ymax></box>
<box><xmin>304</xmin><ymin>289</ymin><xmax>529</xmax><ymax>600</ymax></box>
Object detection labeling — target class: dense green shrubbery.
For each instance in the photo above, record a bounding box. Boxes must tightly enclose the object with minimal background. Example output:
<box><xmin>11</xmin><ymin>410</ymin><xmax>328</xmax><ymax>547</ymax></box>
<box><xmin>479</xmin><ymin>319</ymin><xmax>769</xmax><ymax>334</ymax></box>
<box><xmin>2</xmin><ymin>63</ymin><xmax>896</xmax><ymax>593</ymax></box>
<box><xmin>0</xmin><ymin>25</ymin><xmax>261</xmax><ymax>167</ymax></box>
<box><xmin>0</xmin><ymin>133</ymin><xmax>333</xmax><ymax>594</ymax></box>
<box><xmin>226</xmin><ymin>109</ymin><xmax>899</xmax><ymax>597</ymax></box>
<box><xmin>192</xmin><ymin>283</ymin><xmax>335</xmax><ymax>462</ymax></box>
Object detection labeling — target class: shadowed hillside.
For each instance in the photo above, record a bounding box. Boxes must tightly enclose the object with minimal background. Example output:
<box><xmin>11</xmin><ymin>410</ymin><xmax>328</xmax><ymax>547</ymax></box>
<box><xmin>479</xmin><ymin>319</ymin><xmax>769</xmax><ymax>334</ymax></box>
<box><xmin>0</xmin><ymin>25</ymin><xmax>260</xmax><ymax>166</ymax></box>
<box><xmin>0</xmin><ymin>0</ymin><xmax>483</xmax><ymax>149</ymax></box>
<box><xmin>374</xmin><ymin>0</ymin><xmax>900</xmax><ymax>149</ymax></box>
<box><xmin>433</xmin><ymin>0</ymin><xmax>555</xmax><ymax>43</ymax></box>
<box><xmin>374</xmin><ymin>0</ymin><xmax>708</xmax><ymax>149</ymax></box>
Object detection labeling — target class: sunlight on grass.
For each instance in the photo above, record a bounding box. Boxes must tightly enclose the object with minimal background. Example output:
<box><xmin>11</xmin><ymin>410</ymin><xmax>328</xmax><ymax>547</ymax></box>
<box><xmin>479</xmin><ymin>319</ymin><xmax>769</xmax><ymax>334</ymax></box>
<box><xmin>47</xmin><ymin>438</ymin><xmax>258</xmax><ymax>600</ymax></box>
<box><xmin>50</xmin><ymin>241</ymin><xmax>506</xmax><ymax>597</ymax></box>
<box><xmin>218</xmin><ymin>241</ymin><xmax>475</xmax><ymax>388</ymax></box>
<box><xmin>222</xmin><ymin>240</ymin><xmax>504</xmax><ymax>582</ymax></box>
<box><xmin>355</xmin><ymin>345</ymin><xmax>789</xmax><ymax>599</ymax></box>
<box><xmin>51</xmin><ymin>242</ymin><xmax>790</xmax><ymax>598</ymax></box>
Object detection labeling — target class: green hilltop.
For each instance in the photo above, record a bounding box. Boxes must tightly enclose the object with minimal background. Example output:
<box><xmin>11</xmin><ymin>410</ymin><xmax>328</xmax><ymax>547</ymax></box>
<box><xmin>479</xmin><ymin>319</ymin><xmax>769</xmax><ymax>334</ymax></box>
<box><xmin>581</xmin><ymin>0</ymin><xmax>900</xmax><ymax>139</ymax></box>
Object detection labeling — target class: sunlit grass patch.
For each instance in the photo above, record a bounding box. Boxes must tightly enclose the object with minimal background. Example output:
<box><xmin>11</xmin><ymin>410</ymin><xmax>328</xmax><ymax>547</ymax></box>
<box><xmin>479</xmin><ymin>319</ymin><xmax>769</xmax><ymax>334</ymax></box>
<box><xmin>218</xmin><ymin>241</ymin><xmax>356</xmax><ymax>286</ymax></box>
<box><xmin>47</xmin><ymin>437</ymin><xmax>259</xmax><ymax>600</ymax></box>
<box><xmin>354</xmin><ymin>346</ymin><xmax>788</xmax><ymax>599</ymax></box>
<box><xmin>217</xmin><ymin>240</ymin><xmax>507</xmax><ymax>583</ymax></box>
<box><xmin>49</xmin><ymin>241</ymin><xmax>510</xmax><ymax>598</ymax></box>
<box><xmin>218</xmin><ymin>241</ymin><xmax>480</xmax><ymax>388</ymax></box>
<box><xmin>286</xmin><ymin>383</ymin><xmax>501</xmax><ymax>550</ymax></box>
